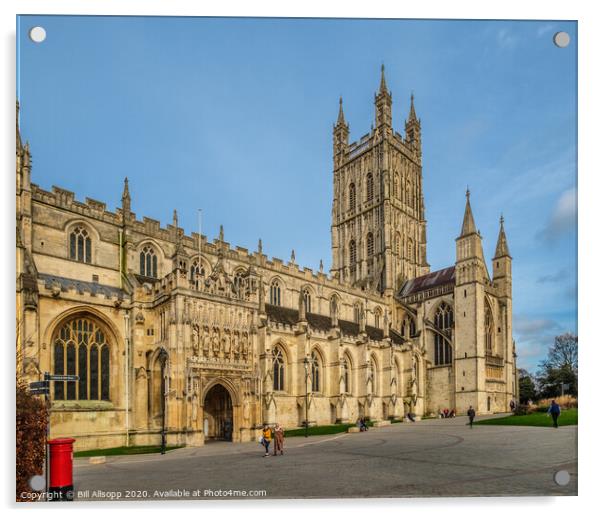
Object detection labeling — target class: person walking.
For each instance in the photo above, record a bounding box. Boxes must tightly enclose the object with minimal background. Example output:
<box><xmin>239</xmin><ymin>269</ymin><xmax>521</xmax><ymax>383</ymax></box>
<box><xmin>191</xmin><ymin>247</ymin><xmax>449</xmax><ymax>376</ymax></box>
<box><xmin>548</xmin><ymin>400</ymin><xmax>561</xmax><ymax>428</ymax></box>
<box><xmin>261</xmin><ymin>424</ymin><xmax>272</xmax><ymax>456</ymax></box>
<box><xmin>467</xmin><ymin>405</ymin><xmax>476</xmax><ymax>428</ymax></box>
<box><xmin>273</xmin><ymin>423</ymin><xmax>284</xmax><ymax>455</ymax></box>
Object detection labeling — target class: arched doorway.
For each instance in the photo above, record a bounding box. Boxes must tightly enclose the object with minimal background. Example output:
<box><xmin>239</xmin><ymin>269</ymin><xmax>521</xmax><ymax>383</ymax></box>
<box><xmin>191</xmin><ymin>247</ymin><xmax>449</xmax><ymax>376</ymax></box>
<box><xmin>203</xmin><ymin>384</ymin><xmax>233</xmax><ymax>441</ymax></box>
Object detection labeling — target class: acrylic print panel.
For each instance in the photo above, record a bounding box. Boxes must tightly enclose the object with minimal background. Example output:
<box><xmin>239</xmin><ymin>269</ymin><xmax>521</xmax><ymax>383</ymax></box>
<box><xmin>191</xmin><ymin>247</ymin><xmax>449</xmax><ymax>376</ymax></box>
<box><xmin>16</xmin><ymin>16</ymin><xmax>577</xmax><ymax>501</ymax></box>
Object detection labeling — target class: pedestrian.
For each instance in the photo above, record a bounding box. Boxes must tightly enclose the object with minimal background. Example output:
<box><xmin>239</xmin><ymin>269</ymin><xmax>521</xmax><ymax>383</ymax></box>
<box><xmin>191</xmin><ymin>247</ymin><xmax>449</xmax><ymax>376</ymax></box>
<box><xmin>273</xmin><ymin>423</ymin><xmax>284</xmax><ymax>455</ymax></box>
<box><xmin>467</xmin><ymin>405</ymin><xmax>476</xmax><ymax>428</ymax></box>
<box><xmin>407</xmin><ymin>412</ymin><xmax>416</xmax><ymax>423</ymax></box>
<box><xmin>261</xmin><ymin>424</ymin><xmax>272</xmax><ymax>456</ymax></box>
<box><xmin>548</xmin><ymin>400</ymin><xmax>561</xmax><ymax>428</ymax></box>
<box><xmin>509</xmin><ymin>399</ymin><xmax>516</xmax><ymax>412</ymax></box>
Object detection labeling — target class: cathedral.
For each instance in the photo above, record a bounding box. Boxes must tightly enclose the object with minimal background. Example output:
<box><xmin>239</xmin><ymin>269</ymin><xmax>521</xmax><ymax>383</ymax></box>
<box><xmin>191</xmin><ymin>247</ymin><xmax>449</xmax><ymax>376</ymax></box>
<box><xmin>16</xmin><ymin>66</ymin><xmax>518</xmax><ymax>451</ymax></box>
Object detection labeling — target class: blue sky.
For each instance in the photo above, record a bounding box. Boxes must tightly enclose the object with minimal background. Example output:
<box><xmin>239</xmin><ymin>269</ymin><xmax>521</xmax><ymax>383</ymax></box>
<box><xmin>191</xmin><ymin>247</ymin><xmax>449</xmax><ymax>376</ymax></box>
<box><xmin>16</xmin><ymin>16</ymin><xmax>577</xmax><ymax>372</ymax></box>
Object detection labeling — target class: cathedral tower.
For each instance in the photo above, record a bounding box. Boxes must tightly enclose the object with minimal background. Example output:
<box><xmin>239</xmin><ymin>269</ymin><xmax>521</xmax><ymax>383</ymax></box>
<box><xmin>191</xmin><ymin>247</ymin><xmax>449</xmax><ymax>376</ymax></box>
<box><xmin>331</xmin><ymin>66</ymin><xmax>429</xmax><ymax>295</ymax></box>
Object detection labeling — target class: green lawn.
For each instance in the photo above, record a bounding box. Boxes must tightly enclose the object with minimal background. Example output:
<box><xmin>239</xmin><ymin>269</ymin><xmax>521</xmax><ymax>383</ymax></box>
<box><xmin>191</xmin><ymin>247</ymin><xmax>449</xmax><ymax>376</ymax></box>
<box><xmin>474</xmin><ymin>408</ymin><xmax>578</xmax><ymax>427</ymax></box>
<box><xmin>284</xmin><ymin>421</ymin><xmax>374</xmax><ymax>437</ymax></box>
<box><xmin>74</xmin><ymin>444</ymin><xmax>184</xmax><ymax>457</ymax></box>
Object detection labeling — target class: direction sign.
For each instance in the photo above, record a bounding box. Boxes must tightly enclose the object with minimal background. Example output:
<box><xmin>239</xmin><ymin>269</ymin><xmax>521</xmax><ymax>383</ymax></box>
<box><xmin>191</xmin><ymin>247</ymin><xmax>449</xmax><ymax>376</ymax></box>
<box><xmin>30</xmin><ymin>380</ymin><xmax>49</xmax><ymax>390</ymax></box>
<box><xmin>46</xmin><ymin>374</ymin><xmax>79</xmax><ymax>382</ymax></box>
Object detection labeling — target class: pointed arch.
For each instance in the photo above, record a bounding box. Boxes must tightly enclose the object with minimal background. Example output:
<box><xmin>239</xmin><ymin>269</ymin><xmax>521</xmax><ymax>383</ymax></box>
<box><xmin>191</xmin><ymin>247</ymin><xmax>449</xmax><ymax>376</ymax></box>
<box><xmin>309</xmin><ymin>346</ymin><xmax>325</xmax><ymax>393</ymax></box>
<box><xmin>484</xmin><ymin>298</ymin><xmax>494</xmax><ymax>355</ymax></box>
<box><xmin>434</xmin><ymin>302</ymin><xmax>454</xmax><ymax>366</ymax></box>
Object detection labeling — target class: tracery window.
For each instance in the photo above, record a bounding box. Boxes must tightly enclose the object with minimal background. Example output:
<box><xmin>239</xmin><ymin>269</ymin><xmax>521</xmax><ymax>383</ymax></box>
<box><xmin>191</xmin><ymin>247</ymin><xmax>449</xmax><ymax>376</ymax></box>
<box><xmin>374</xmin><ymin>308</ymin><xmax>382</xmax><ymax>329</ymax></box>
<box><xmin>310</xmin><ymin>350</ymin><xmax>321</xmax><ymax>392</ymax></box>
<box><xmin>353</xmin><ymin>303</ymin><xmax>362</xmax><ymax>324</ymax></box>
<box><xmin>407</xmin><ymin>238</ymin><xmax>414</xmax><ymax>263</ymax></box>
<box><xmin>270</xmin><ymin>279</ymin><xmax>281</xmax><ymax>306</ymax></box>
<box><xmin>485</xmin><ymin>303</ymin><xmax>494</xmax><ymax>354</ymax></box>
<box><xmin>303</xmin><ymin>287</ymin><xmax>312</xmax><ymax>314</ymax></box>
<box><xmin>366</xmin><ymin>173</ymin><xmax>374</xmax><ymax>202</ymax></box>
<box><xmin>69</xmin><ymin>226</ymin><xmax>92</xmax><ymax>263</ymax></box>
<box><xmin>434</xmin><ymin>303</ymin><xmax>454</xmax><ymax>366</ymax></box>
<box><xmin>349</xmin><ymin>240</ymin><xmax>357</xmax><ymax>276</ymax></box>
<box><xmin>53</xmin><ymin>317</ymin><xmax>110</xmax><ymax>401</ymax></box>
<box><xmin>342</xmin><ymin>356</ymin><xmax>351</xmax><ymax>394</ymax></box>
<box><xmin>140</xmin><ymin>245</ymin><xmax>158</xmax><ymax>278</ymax></box>
<box><xmin>349</xmin><ymin>183</ymin><xmax>356</xmax><ymax>211</ymax></box>
<box><xmin>273</xmin><ymin>347</ymin><xmax>285</xmax><ymax>391</ymax></box>
<box><xmin>190</xmin><ymin>260</ymin><xmax>206</xmax><ymax>290</ymax></box>
<box><xmin>401</xmin><ymin>316</ymin><xmax>417</xmax><ymax>338</ymax></box>
<box><xmin>234</xmin><ymin>270</ymin><xmax>246</xmax><ymax>298</ymax></box>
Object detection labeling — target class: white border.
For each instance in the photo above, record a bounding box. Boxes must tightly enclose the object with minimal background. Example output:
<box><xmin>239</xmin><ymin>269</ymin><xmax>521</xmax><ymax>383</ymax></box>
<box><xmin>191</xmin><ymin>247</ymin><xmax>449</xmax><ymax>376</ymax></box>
<box><xmin>3</xmin><ymin>1</ymin><xmax>599</xmax><ymax>515</ymax></box>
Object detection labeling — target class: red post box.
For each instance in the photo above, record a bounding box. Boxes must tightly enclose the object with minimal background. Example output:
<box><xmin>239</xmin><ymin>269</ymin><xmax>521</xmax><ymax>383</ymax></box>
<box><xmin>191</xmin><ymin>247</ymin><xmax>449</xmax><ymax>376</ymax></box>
<box><xmin>47</xmin><ymin>438</ymin><xmax>75</xmax><ymax>501</ymax></box>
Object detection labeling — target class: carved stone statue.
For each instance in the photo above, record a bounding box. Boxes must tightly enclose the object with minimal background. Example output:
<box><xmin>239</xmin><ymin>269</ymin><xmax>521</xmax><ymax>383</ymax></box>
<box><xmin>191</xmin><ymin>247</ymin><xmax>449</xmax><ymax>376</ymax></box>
<box><xmin>191</xmin><ymin>323</ymin><xmax>200</xmax><ymax>356</ymax></box>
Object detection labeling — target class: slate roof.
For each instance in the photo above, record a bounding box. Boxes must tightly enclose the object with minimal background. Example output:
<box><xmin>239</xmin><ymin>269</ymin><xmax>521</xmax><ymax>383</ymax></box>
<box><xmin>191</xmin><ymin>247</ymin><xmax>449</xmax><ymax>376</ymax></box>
<box><xmin>397</xmin><ymin>266</ymin><xmax>456</xmax><ymax>298</ymax></box>
<box><xmin>265</xmin><ymin>304</ymin><xmax>385</xmax><ymax>341</ymax></box>
<box><xmin>38</xmin><ymin>273</ymin><xmax>125</xmax><ymax>298</ymax></box>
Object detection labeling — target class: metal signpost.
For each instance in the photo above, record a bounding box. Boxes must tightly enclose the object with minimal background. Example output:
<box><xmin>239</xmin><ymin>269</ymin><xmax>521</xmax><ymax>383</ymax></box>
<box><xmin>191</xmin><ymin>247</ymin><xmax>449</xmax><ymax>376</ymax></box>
<box><xmin>29</xmin><ymin>373</ymin><xmax>78</xmax><ymax>500</ymax></box>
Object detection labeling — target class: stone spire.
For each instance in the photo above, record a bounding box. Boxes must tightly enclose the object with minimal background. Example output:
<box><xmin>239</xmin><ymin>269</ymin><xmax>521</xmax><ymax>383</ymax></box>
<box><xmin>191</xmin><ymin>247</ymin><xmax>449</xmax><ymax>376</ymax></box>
<box><xmin>121</xmin><ymin>177</ymin><xmax>131</xmax><ymax>214</ymax></box>
<box><xmin>375</xmin><ymin>63</ymin><xmax>392</xmax><ymax>129</ymax></box>
<box><xmin>219</xmin><ymin>225</ymin><xmax>224</xmax><ymax>242</ymax></box>
<box><xmin>408</xmin><ymin>92</ymin><xmax>418</xmax><ymax>122</ymax></box>
<box><xmin>336</xmin><ymin>96</ymin><xmax>346</xmax><ymax>126</ymax></box>
<box><xmin>172</xmin><ymin>209</ymin><xmax>178</xmax><ymax>228</ymax></box>
<box><xmin>494</xmin><ymin>214</ymin><xmax>511</xmax><ymax>258</ymax></box>
<box><xmin>257</xmin><ymin>238</ymin><xmax>263</xmax><ymax>255</ymax></box>
<box><xmin>379</xmin><ymin>63</ymin><xmax>388</xmax><ymax>95</ymax></box>
<box><xmin>460</xmin><ymin>188</ymin><xmax>477</xmax><ymax>237</ymax></box>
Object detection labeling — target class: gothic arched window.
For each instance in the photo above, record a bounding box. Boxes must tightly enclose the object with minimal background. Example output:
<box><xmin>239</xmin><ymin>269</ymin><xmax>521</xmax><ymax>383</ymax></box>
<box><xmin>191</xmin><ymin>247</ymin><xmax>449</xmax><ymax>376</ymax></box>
<box><xmin>368</xmin><ymin>357</ymin><xmax>378</xmax><ymax>395</ymax></box>
<box><xmin>311</xmin><ymin>350</ymin><xmax>321</xmax><ymax>393</ymax></box>
<box><xmin>395</xmin><ymin>233</ymin><xmax>402</xmax><ymax>256</ymax></box>
<box><xmin>367</xmin><ymin>232</ymin><xmax>374</xmax><ymax>257</ymax></box>
<box><xmin>234</xmin><ymin>270</ymin><xmax>246</xmax><ymax>298</ymax></box>
<box><xmin>270</xmin><ymin>279</ymin><xmax>281</xmax><ymax>306</ymax></box>
<box><xmin>407</xmin><ymin>238</ymin><xmax>414</xmax><ymax>263</ymax></box>
<box><xmin>353</xmin><ymin>303</ymin><xmax>362</xmax><ymax>324</ymax></box>
<box><xmin>342</xmin><ymin>355</ymin><xmax>351</xmax><ymax>394</ymax></box>
<box><xmin>273</xmin><ymin>347</ymin><xmax>285</xmax><ymax>391</ymax></box>
<box><xmin>69</xmin><ymin>226</ymin><xmax>92</xmax><ymax>263</ymax></box>
<box><xmin>53</xmin><ymin>317</ymin><xmax>110</xmax><ymax>401</ymax></box>
<box><xmin>349</xmin><ymin>240</ymin><xmax>357</xmax><ymax>276</ymax></box>
<box><xmin>140</xmin><ymin>245</ymin><xmax>158</xmax><ymax>278</ymax></box>
<box><xmin>303</xmin><ymin>287</ymin><xmax>312</xmax><ymax>314</ymax></box>
<box><xmin>401</xmin><ymin>316</ymin><xmax>417</xmax><ymax>338</ymax></box>
<box><xmin>434</xmin><ymin>303</ymin><xmax>454</xmax><ymax>366</ymax></box>
<box><xmin>374</xmin><ymin>307</ymin><xmax>382</xmax><ymax>329</ymax></box>
<box><xmin>366</xmin><ymin>173</ymin><xmax>374</xmax><ymax>202</ymax></box>
<box><xmin>485</xmin><ymin>303</ymin><xmax>494</xmax><ymax>354</ymax></box>
<box><xmin>330</xmin><ymin>296</ymin><xmax>339</xmax><ymax>321</ymax></box>
<box><xmin>349</xmin><ymin>183</ymin><xmax>356</xmax><ymax>211</ymax></box>
<box><xmin>190</xmin><ymin>260</ymin><xmax>206</xmax><ymax>290</ymax></box>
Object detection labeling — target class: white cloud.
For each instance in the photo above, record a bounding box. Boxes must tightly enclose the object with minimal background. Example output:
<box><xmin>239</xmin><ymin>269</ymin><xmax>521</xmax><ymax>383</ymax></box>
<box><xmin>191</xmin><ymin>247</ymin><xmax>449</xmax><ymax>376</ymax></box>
<box><xmin>537</xmin><ymin>187</ymin><xmax>577</xmax><ymax>242</ymax></box>
<box><xmin>497</xmin><ymin>28</ymin><xmax>519</xmax><ymax>50</ymax></box>
<box><xmin>537</xmin><ymin>24</ymin><xmax>556</xmax><ymax>38</ymax></box>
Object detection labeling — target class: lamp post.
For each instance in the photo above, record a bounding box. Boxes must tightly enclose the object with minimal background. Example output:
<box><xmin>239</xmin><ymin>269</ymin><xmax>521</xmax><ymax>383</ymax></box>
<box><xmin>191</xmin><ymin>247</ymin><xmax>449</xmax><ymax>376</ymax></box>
<box><xmin>304</xmin><ymin>356</ymin><xmax>310</xmax><ymax>438</ymax></box>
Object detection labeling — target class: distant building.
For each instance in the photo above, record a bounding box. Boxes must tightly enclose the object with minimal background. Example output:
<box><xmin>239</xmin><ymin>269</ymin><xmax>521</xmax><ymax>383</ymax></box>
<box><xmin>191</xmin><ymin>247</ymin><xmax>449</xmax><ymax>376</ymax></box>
<box><xmin>16</xmin><ymin>67</ymin><xmax>517</xmax><ymax>450</ymax></box>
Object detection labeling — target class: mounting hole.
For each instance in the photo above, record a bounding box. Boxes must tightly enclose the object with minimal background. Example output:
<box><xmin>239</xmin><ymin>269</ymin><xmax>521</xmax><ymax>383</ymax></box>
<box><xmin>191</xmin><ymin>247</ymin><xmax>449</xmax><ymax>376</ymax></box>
<box><xmin>554</xmin><ymin>470</ymin><xmax>570</xmax><ymax>486</ymax></box>
<box><xmin>29</xmin><ymin>474</ymin><xmax>45</xmax><ymax>491</ymax></box>
<box><xmin>553</xmin><ymin>31</ymin><xmax>570</xmax><ymax>48</ymax></box>
<box><xmin>29</xmin><ymin>26</ymin><xmax>46</xmax><ymax>43</ymax></box>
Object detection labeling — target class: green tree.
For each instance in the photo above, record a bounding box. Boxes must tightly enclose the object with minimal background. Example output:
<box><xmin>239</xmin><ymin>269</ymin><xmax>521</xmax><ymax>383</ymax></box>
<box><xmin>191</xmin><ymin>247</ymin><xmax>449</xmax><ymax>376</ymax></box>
<box><xmin>536</xmin><ymin>333</ymin><xmax>578</xmax><ymax>398</ymax></box>
<box><xmin>518</xmin><ymin>368</ymin><xmax>537</xmax><ymax>404</ymax></box>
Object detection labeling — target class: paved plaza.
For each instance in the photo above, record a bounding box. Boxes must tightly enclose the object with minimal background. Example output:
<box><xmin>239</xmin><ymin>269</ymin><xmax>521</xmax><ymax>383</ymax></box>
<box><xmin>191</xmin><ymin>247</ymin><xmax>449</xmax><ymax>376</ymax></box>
<box><xmin>73</xmin><ymin>415</ymin><xmax>577</xmax><ymax>500</ymax></box>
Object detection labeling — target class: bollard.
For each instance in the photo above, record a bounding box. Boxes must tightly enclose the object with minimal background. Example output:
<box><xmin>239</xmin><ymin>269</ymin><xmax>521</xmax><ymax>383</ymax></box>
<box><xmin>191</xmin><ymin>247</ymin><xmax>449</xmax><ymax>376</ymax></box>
<box><xmin>48</xmin><ymin>438</ymin><xmax>75</xmax><ymax>501</ymax></box>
